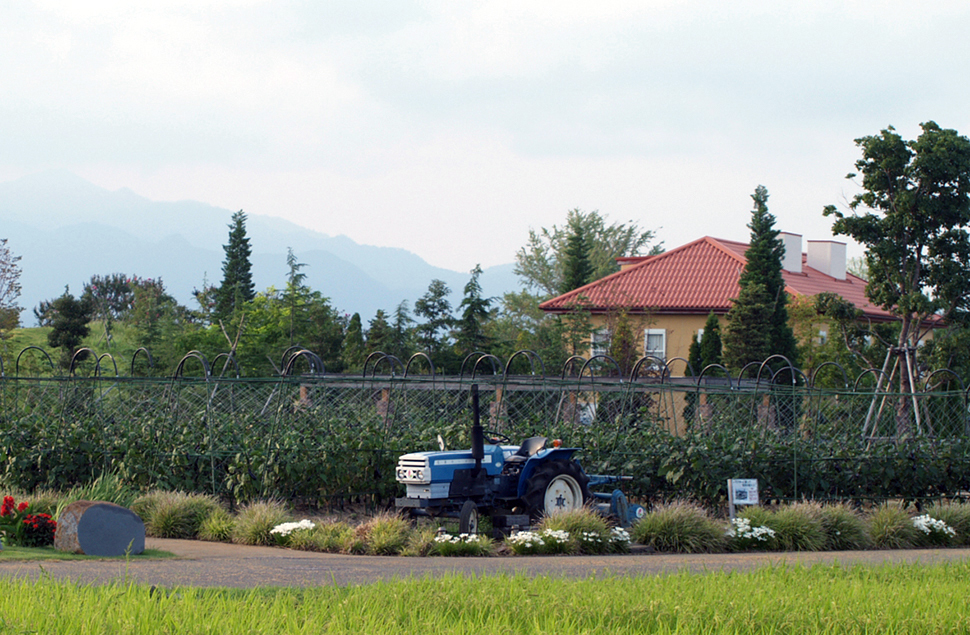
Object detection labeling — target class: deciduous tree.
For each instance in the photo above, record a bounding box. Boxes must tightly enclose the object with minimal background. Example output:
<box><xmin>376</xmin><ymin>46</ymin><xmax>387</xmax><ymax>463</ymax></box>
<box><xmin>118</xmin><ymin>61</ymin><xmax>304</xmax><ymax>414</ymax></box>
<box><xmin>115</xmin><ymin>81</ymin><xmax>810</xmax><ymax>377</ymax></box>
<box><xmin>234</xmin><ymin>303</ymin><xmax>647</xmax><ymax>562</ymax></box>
<box><xmin>0</xmin><ymin>238</ymin><xmax>23</xmax><ymax>334</ymax></box>
<box><xmin>824</xmin><ymin>121</ymin><xmax>970</xmax><ymax>433</ymax></box>
<box><xmin>514</xmin><ymin>209</ymin><xmax>662</xmax><ymax>298</ymax></box>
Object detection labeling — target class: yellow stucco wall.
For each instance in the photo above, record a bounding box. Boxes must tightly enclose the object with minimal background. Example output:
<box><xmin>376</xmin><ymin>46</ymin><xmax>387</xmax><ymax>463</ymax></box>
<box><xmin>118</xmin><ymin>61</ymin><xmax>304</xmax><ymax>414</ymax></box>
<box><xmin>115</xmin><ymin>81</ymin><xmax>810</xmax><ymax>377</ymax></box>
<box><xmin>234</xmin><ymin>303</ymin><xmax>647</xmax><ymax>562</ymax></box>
<box><xmin>589</xmin><ymin>313</ymin><xmax>726</xmax><ymax>376</ymax></box>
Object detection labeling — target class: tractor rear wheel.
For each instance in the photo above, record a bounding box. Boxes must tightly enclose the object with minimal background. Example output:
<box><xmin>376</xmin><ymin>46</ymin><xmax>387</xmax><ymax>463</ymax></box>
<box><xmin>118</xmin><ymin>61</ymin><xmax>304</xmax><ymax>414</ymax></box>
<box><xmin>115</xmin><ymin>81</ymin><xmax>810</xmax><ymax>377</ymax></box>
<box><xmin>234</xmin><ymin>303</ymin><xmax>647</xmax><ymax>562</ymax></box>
<box><xmin>522</xmin><ymin>460</ymin><xmax>590</xmax><ymax>522</ymax></box>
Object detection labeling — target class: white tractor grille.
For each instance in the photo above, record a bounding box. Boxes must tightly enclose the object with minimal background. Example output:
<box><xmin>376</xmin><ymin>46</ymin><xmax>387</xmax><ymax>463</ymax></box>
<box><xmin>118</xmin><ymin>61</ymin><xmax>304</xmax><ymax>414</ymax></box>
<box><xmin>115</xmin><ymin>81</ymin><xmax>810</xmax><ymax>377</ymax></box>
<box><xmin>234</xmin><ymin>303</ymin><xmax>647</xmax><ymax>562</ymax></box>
<box><xmin>396</xmin><ymin>455</ymin><xmax>431</xmax><ymax>484</ymax></box>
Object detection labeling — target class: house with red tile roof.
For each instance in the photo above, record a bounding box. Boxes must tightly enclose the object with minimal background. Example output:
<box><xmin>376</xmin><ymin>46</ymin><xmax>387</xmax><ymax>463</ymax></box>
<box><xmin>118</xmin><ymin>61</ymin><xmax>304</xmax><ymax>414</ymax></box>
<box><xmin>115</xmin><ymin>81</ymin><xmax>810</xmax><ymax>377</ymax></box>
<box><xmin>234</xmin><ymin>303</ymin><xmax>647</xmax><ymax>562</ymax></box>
<box><xmin>539</xmin><ymin>233</ymin><xmax>894</xmax><ymax>373</ymax></box>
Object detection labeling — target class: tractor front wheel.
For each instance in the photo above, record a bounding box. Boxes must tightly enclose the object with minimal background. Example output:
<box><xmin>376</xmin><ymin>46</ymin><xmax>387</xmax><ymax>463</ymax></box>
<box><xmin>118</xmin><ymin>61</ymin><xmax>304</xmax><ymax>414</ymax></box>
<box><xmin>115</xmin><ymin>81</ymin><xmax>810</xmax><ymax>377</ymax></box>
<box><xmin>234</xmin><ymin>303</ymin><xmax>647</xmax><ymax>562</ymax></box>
<box><xmin>458</xmin><ymin>499</ymin><xmax>479</xmax><ymax>534</ymax></box>
<box><xmin>522</xmin><ymin>460</ymin><xmax>590</xmax><ymax>522</ymax></box>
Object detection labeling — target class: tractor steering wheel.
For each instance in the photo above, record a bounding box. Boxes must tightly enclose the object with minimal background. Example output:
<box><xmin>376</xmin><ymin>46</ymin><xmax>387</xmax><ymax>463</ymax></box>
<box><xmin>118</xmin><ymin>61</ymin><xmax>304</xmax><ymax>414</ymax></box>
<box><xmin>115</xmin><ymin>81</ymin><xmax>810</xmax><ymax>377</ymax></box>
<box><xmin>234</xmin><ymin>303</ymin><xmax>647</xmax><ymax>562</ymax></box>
<box><xmin>486</xmin><ymin>430</ymin><xmax>511</xmax><ymax>444</ymax></box>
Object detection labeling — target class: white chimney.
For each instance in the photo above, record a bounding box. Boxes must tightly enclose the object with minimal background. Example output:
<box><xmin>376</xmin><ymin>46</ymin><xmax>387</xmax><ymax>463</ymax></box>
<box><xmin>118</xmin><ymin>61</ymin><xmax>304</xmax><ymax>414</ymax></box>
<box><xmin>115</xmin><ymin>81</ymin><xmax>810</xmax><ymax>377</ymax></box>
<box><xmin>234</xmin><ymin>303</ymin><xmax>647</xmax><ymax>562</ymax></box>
<box><xmin>807</xmin><ymin>240</ymin><xmax>847</xmax><ymax>280</ymax></box>
<box><xmin>780</xmin><ymin>232</ymin><xmax>802</xmax><ymax>274</ymax></box>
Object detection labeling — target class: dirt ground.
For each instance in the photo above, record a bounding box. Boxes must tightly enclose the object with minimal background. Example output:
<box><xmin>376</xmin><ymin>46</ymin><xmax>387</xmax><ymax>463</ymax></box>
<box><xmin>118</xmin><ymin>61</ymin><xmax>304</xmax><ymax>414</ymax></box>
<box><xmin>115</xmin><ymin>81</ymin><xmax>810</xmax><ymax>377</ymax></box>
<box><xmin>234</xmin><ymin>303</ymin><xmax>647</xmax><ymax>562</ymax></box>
<box><xmin>0</xmin><ymin>538</ymin><xmax>968</xmax><ymax>588</ymax></box>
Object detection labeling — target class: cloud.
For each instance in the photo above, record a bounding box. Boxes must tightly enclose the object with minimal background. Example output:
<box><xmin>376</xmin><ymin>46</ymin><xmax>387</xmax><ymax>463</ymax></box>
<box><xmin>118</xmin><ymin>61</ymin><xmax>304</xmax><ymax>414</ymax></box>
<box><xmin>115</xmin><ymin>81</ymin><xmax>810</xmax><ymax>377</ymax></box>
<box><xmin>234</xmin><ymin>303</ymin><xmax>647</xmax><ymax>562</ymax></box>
<box><xmin>2</xmin><ymin>0</ymin><xmax>969</xmax><ymax>272</ymax></box>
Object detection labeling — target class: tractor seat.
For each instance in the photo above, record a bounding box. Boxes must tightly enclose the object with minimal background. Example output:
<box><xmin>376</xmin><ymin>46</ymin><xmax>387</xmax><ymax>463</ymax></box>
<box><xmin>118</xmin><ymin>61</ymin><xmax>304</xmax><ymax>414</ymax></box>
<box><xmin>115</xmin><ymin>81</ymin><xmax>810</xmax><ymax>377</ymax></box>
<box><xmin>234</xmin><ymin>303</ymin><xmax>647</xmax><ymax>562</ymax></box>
<box><xmin>505</xmin><ymin>436</ymin><xmax>547</xmax><ymax>464</ymax></box>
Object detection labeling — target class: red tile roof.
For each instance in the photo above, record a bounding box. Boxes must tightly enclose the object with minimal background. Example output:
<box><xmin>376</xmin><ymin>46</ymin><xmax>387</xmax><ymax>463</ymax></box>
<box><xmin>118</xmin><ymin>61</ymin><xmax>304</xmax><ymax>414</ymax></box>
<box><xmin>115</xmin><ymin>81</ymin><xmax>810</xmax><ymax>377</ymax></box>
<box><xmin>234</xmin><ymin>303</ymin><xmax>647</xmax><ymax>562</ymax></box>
<box><xmin>539</xmin><ymin>236</ymin><xmax>895</xmax><ymax>321</ymax></box>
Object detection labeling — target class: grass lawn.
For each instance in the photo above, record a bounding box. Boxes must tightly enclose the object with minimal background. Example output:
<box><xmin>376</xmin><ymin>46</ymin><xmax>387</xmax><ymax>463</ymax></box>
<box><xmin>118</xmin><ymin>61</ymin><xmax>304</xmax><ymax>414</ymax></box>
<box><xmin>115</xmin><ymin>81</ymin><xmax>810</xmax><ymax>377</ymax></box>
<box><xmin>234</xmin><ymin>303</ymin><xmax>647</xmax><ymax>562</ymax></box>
<box><xmin>0</xmin><ymin>562</ymin><xmax>968</xmax><ymax>633</ymax></box>
<box><xmin>0</xmin><ymin>545</ymin><xmax>174</xmax><ymax>561</ymax></box>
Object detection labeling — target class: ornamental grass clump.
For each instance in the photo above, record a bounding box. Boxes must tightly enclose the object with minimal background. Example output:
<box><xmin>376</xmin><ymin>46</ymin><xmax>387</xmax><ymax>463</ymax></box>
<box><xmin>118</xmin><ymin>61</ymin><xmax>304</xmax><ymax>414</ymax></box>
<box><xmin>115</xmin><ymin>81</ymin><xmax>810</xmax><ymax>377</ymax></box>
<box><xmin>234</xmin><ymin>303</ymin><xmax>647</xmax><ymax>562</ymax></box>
<box><xmin>137</xmin><ymin>491</ymin><xmax>225</xmax><ymax>539</ymax></box>
<box><xmin>353</xmin><ymin>513</ymin><xmax>411</xmax><ymax>555</ymax></box>
<box><xmin>430</xmin><ymin>531</ymin><xmax>495</xmax><ymax>557</ymax></box>
<box><xmin>231</xmin><ymin>500</ymin><xmax>291</xmax><ymax>546</ymax></box>
<box><xmin>536</xmin><ymin>508</ymin><xmax>614</xmax><ymax>554</ymax></box>
<box><xmin>817</xmin><ymin>503</ymin><xmax>870</xmax><ymax>551</ymax></box>
<box><xmin>400</xmin><ymin>525</ymin><xmax>439</xmax><ymax>557</ymax></box>
<box><xmin>770</xmin><ymin>504</ymin><xmax>826</xmax><ymax>552</ymax></box>
<box><xmin>867</xmin><ymin>503</ymin><xmax>918</xmax><ymax>550</ymax></box>
<box><xmin>197</xmin><ymin>508</ymin><xmax>235</xmax><ymax>542</ymax></box>
<box><xmin>633</xmin><ymin>501</ymin><xmax>727</xmax><ymax>554</ymax></box>
<box><xmin>58</xmin><ymin>474</ymin><xmax>137</xmax><ymax>515</ymax></box>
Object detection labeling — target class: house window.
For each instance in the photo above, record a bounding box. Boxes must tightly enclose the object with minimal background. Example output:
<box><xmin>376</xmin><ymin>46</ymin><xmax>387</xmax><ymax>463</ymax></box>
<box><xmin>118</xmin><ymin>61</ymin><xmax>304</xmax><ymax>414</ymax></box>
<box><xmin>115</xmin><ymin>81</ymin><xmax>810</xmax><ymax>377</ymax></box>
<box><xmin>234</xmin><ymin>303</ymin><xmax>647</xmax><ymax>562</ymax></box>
<box><xmin>697</xmin><ymin>328</ymin><xmax>705</xmax><ymax>342</ymax></box>
<box><xmin>818</xmin><ymin>329</ymin><xmax>828</xmax><ymax>345</ymax></box>
<box><xmin>644</xmin><ymin>328</ymin><xmax>666</xmax><ymax>361</ymax></box>
<box><xmin>591</xmin><ymin>328</ymin><xmax>610</xmax><ymax>357</ymax></box>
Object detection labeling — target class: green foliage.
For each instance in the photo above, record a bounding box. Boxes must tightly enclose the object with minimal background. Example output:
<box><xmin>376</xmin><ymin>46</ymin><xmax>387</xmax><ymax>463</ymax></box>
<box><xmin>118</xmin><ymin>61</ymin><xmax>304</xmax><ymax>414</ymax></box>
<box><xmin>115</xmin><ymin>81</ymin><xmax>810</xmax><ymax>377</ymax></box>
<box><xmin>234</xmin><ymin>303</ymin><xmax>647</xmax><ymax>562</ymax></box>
<box><xmin>514</xmin><ymin>208</ymin><xmax>661</xmax><ymax>298</ymax></box>
<box><xmin>632</xmin><ymin>501</ymin><xmax>727</xmax><ymax>553</ymax></box>
<box><xmin>365</xmin><ymin>309</ymin><xmax>396</xmax><ymax>358</ymax></box>
<box><xmin>341</xmin><ymin>313</ymin><xmax>366</xmax><ymax>372</ymax></box>
<box><xmin>0</xmin><ymin>238</ymin><xmax>24</xmax><ymax>334</ymax></box>
<box><xmin>825</xmin><ymin>122</ymin><xmax>970</xmax><ymax>347</ymax></box>
<box><xmin>58</xmin><ymin>474</ymin><xmax>138</xmax><ymax>512</ymax></box>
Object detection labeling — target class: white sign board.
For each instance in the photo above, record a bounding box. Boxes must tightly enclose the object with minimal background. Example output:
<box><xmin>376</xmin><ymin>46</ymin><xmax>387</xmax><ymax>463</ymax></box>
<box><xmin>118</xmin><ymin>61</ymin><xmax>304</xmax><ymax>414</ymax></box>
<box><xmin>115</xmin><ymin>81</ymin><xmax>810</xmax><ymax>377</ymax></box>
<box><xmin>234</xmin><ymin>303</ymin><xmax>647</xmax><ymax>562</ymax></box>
<box><xmin>729</xmin><ymin>479</ymin><xmax>759</xmax><ymax>505</ymax></box>
<box><xmin>727</xmin><ymin>479</ymin><xmax>759</xmax><ymax>518</ymax></box>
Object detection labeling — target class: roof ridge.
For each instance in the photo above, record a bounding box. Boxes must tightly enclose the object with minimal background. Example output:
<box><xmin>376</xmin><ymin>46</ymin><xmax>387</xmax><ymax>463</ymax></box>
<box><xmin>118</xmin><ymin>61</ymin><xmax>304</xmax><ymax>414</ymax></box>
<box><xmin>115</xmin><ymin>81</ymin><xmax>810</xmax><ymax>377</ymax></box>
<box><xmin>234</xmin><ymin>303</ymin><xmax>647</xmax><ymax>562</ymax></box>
<box><xmin>704</xmin><ymin>236</ymin><xmax>750</xmax><ymax>265</ymax></box>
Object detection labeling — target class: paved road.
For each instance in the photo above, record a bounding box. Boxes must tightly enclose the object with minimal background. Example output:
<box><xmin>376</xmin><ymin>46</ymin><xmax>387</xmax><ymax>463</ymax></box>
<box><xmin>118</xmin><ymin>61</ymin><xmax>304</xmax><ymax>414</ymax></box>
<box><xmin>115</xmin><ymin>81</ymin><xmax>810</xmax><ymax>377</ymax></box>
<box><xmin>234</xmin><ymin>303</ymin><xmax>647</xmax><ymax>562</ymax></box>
<box><xmin>1</xmin><ymin>539</ymin><xmax>969</xmax><ymax>588</ymax></box>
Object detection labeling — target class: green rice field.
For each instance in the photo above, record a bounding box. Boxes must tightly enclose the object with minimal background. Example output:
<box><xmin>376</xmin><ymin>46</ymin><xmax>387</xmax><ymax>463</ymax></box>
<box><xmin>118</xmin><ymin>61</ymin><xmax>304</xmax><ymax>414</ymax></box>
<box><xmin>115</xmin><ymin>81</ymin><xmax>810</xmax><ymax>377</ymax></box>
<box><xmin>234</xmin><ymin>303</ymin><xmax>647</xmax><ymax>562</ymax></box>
<box><xmin>1</xmin><ymin>561</ymin><xmax>968</xmax><ymax>633</ymax></box>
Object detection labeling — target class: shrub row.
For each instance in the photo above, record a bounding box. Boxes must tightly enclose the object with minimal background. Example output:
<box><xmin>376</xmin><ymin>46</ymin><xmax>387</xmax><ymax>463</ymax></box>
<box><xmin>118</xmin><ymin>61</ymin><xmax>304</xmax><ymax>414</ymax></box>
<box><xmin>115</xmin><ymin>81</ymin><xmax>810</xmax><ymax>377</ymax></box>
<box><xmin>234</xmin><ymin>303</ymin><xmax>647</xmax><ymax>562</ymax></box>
<box><xmin>633</xmin><ymin>500</ymin><xmax>970</xmax><ymax>553</ymax></box>
<box><xmin>4</xmin><ymin>379</ymin><xmax>970</xmax><ymax>509</ymax></box>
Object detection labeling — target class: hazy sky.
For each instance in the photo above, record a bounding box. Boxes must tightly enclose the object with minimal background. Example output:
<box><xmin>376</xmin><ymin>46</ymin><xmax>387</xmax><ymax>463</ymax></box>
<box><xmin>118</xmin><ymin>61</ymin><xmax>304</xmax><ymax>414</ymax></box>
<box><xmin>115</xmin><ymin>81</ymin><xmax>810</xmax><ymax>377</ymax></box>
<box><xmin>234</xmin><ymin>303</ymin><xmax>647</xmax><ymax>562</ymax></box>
<box><xmin>3</xmin><ymin>1</ymin><xmax>969</xmax><ymax>271</ymax></box>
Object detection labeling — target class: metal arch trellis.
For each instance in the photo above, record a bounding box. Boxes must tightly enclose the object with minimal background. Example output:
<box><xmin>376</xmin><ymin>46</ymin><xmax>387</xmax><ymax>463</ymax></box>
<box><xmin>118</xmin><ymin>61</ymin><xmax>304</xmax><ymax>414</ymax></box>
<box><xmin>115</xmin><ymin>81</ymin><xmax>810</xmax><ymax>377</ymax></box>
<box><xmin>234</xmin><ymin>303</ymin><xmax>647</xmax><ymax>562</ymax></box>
<box><xmin>130</xmin><ymin>347</ymin><xmax>155</xmax><ymax>377</ymax></box>
<box><xmin>810</xmin><ymin>361</ymin><xmax>851</xmax><ymax>391</ymax></box>
<box><xmin>171</xmin><ymin>351</ymin><xmax>218</xmax><ymax>494</ymax></box>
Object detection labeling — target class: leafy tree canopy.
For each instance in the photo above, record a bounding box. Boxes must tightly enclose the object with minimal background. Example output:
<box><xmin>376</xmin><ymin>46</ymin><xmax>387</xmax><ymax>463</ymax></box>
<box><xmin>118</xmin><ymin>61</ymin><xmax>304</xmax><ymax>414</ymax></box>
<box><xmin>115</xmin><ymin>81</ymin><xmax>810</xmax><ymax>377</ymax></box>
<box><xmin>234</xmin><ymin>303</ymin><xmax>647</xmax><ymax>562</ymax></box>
<box><xmin>514</xmin><ymin>208</ymin><xmax>662</xmax><ymax>298</ymax></box>
<box><xmin>824</xmin><ymin>121</ymin><xmax>970</xmax><ymax>349</ymax></box>
<box><xmin>0</xmin><ymin>238</ymin><xmax>23</xmax><ymax>333</ymax></box>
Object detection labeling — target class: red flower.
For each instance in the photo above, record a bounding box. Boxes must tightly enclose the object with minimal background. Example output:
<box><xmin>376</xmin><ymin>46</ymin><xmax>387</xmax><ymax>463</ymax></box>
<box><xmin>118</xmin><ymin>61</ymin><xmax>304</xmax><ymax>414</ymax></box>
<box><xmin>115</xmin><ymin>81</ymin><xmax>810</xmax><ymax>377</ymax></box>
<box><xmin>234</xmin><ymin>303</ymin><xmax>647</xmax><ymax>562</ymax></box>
<box><xmin>17</xmin><ymin>502</ymin><xmax>28</xmax><ymax>512</ymax></box>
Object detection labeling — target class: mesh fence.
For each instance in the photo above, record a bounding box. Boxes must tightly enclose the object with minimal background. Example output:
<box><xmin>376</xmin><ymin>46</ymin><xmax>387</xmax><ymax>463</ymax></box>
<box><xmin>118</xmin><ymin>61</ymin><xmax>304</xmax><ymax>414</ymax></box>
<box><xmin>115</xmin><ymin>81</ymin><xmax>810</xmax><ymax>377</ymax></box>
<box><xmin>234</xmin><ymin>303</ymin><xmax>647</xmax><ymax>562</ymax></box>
<box><xmin>2</xmin><ymin>354</ymin><xmax>970</xmax><ymax>507</ymax></box>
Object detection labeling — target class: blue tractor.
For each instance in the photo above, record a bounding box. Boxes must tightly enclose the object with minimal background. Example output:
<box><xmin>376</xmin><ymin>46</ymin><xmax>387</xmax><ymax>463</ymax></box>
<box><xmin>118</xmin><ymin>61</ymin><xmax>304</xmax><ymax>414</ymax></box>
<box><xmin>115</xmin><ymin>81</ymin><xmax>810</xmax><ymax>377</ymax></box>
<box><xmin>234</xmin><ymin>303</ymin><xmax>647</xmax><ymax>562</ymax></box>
<box><xmin>395</xmin><ymin>385</ymin><xmax>643</xmax><ymax>534</ymax></box>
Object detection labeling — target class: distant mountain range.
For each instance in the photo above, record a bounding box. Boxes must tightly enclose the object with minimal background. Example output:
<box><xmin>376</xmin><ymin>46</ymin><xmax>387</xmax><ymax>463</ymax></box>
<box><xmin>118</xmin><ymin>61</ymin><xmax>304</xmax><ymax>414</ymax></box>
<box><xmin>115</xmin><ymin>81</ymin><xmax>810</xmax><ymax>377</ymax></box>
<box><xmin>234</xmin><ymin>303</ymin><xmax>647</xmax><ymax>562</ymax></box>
<box><xmin>0</xmin><ymin>170</ymin><xmax>519</xmax><ymax>325</ymax></box>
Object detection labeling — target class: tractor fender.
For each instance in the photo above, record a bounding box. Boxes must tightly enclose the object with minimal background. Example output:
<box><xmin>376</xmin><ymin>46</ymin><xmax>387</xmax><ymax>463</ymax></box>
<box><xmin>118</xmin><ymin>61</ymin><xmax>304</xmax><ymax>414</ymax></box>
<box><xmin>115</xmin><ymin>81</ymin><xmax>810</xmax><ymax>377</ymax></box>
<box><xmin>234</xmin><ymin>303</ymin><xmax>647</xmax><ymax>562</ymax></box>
<box><xmin>516</xmin><ymin>447</ymin><xmax>582</xmax><ymax>498</ymax></box>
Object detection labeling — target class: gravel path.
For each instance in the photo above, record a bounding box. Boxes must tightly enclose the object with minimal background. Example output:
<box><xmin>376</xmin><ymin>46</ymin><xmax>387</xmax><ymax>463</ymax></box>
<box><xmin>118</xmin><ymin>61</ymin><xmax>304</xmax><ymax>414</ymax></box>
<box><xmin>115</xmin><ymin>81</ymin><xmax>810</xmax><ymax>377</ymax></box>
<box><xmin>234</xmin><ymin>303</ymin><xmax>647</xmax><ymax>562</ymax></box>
<box><xmin>1</xmin><ymin>539</ymin><xmax>968</xmax><ymax>588</ymax></box>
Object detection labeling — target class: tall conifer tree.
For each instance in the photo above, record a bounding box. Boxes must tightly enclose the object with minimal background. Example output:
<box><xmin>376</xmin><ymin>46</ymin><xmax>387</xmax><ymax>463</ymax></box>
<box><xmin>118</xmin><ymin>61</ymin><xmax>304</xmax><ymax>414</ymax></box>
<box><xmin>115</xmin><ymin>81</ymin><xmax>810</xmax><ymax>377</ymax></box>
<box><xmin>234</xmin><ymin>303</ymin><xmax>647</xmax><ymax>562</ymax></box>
<box><xmin>214</xmin><ymin>210</ymin><xmax>255</xmax><ymax>323</ymax></box>
<box><xmin>723</xmin><ymin>186</ymin><xmax>799</xmax><ymax>370</ymax></box>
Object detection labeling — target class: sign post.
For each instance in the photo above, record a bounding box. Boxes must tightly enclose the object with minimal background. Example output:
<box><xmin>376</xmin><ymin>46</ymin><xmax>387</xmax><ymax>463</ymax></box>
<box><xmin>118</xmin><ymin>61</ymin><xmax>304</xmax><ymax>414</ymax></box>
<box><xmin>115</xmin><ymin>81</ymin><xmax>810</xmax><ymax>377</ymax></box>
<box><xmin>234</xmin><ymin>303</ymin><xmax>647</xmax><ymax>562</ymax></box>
<box><xmin>727</xmin><ymin>478</ymin><xmax>759</xmax><ymax>519</ymax></box>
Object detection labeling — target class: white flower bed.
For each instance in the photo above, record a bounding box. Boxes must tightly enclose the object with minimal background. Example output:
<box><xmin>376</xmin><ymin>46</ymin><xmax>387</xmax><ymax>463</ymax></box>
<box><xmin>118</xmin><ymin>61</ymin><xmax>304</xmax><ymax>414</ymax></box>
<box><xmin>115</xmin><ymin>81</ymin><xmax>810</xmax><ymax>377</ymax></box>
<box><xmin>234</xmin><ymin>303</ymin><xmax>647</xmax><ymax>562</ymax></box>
<box><xmin>270</xmin><ymin>519</ymin><xmax>316</xmax><ymax>536</ymax></box>
<box><xmin>912</xmin><ymin>514</ymin><xmax>956</xmax><ymax>538</ymax></box>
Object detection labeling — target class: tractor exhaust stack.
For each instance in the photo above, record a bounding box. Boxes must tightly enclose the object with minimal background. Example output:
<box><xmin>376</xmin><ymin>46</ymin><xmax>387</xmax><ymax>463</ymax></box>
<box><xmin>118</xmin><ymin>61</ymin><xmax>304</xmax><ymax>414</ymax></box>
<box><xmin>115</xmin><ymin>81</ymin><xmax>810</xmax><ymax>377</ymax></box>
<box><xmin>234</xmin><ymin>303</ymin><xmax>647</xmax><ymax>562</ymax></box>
<box><xmin>470</xmin><ymin>384</ymin><xmax>484</xmax><ymax>474</ymax></box>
